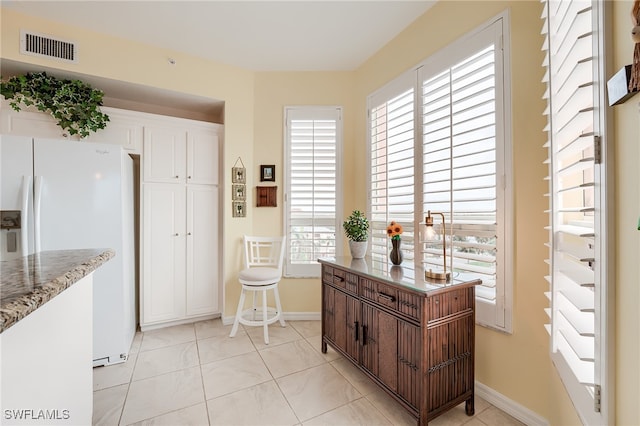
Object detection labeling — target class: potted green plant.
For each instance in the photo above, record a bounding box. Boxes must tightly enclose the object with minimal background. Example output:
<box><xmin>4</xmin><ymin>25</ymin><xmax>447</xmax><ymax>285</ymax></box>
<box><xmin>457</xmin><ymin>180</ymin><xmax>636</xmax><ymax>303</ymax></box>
<box><xmin>343</xmin><ymin>209</ymin><xmax>370</xmax><ymax>259</ymax></box>
<box><xmin>0</xmin><ymin>71</ymin><xmax>110</xmax><ymax>138</ymax></box>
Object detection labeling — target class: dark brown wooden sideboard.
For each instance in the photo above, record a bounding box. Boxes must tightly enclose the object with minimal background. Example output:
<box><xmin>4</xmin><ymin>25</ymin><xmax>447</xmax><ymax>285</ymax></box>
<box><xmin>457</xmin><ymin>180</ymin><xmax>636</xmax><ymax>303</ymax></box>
<box><xmin>318</xmin><ymin>257</ymin><xmax>481</xmax><ymax>426</ymax></box>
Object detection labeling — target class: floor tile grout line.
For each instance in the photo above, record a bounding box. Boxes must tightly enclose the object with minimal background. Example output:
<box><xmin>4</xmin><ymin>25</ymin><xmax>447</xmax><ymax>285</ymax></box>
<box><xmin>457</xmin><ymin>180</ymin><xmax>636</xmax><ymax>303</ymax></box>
<box><xmin>115</xmin><ymin>349</ymin><xmax>137</xmax><ymax>426</ymax></box>
<box><xmin>122</xmin><ymin>401</ymin><xmax>206</xmax><ymax>426</ymax></box>
<box><xmin>194</xmin><ymin>338</ymin><xmax>212</xmax><ymax>426</ymax></box>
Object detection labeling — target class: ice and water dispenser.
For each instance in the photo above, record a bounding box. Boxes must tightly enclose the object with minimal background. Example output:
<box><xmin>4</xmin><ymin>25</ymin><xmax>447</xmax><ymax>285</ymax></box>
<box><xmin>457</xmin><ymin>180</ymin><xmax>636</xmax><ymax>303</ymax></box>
<box><xmin>1</xmin><ymin>210</ymin><xmax>22</xmax><ymax>260</ymax></box>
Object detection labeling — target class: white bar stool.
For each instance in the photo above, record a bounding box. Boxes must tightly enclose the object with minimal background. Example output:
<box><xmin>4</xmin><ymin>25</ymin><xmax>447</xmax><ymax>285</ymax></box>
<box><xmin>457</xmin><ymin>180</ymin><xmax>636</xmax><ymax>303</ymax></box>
<box><xmin>229</xmin><ymin>235</ymin><xmax>286</xmax><ymax>344</ymax></box>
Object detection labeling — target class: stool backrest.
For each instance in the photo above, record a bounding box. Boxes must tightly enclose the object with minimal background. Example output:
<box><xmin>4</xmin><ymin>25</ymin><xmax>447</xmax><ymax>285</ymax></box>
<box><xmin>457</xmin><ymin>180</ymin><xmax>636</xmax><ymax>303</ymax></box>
<box><xmin>243</xmin><ymin>235</ymin><xmax>286</xmax><ymax>273</ymax></box>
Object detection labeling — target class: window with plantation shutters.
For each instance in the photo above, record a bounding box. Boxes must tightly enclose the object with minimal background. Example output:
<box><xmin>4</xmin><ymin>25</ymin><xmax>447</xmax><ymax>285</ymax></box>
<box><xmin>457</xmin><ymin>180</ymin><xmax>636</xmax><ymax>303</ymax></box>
<box><xmin>542</xmin><ymin>0</ymin><xmax>611</xmax><ymax>423</ymax></box>
<box><xmin>420</xmin><ymin>36</ymin><xmax>508</xmax><ymax>329</ymax></box>
<box><xmin>369</xmin><ymin>79</ymin><xmax>416</xmax><ymax>264</ymax></box>
<box><xmin>367</xmin><ymin>16</ymin><xmax>512</xmax><ymax>331</ymax></box>
<box><xmin>284</xmin><ymin>107</ymin><xmax>342</xmax><ymax>277</ymax></box>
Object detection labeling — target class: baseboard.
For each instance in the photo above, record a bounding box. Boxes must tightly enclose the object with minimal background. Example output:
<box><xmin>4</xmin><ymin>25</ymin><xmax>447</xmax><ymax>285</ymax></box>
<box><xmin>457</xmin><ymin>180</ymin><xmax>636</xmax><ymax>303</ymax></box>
<box><xmin>222</xmin><ymin>311</ymin><xmax>321</xmax><ymax>326</ymax></box>
<box><xmin>475</xmin><ymin>381</ymin><xmax>549</xmax><ymax>426</ymax></box>
<box><xmin>140</xmin><ymin>313</ymin><xmax>220</xmax><ymax>332</ymax></box>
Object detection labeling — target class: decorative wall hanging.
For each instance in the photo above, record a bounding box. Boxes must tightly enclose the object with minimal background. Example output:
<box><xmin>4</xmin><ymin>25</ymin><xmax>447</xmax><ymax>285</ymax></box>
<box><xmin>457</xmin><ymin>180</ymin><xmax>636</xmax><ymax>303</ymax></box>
<box><xmin>232</xmin><ymin>184</ymin><xmax>246</xmax><ymax>201</ymax></box>
<box><xmin>260</xmin><ymin>165</ymin><xmax>275</xmax><ymax>182</ymax></box>
<box><xmin>232</xmin><ymin>201</ymin><xmax>246</xmax><ymax>217</ymax></box>
<box><xmin>256</xmin><ymin>186</ymin><xmax>277</xmax><ymax>207</ymax></box>
<box><xmin>232</xmin><ymin>157</ymin><xmax>246</xmax><ymax>217</ymax></box>
<box><xmin>630</xmin><ymin>0</ymin><xmax>640</xmax><ymax>92</ymax></box>
<box><xmin>232</xmin><ymin>158</ymin><xmax>246</xmax><ymax>184</ymax></box>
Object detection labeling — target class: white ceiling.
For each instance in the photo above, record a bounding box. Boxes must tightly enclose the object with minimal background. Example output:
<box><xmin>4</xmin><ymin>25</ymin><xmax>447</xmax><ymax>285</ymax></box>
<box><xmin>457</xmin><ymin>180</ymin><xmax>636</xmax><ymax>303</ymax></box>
<box><xmin>2</xmin><ymin>0</ymin><xmax>435</xmax><ymax>71</ymax></box>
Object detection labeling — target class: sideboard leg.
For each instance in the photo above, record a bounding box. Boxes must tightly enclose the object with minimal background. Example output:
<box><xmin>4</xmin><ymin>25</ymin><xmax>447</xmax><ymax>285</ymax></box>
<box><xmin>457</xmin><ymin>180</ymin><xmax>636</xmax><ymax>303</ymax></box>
<box><xmin>465</xmin><ymin>396</ymin><xmax>475</xmax><ymax>416</ymax></box>
<box><xmin>321</xmin><ymin>339</ymin><xmax>327</xmax><ymax>354</ymax></box>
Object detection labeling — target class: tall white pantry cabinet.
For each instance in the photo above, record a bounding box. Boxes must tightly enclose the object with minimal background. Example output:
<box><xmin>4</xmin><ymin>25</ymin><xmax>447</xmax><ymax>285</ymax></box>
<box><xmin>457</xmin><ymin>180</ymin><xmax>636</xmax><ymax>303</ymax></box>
<box><xmin>141</xmin><ymin>123</ymin><xmax>221</xmax><ymax>329</ymax></box>
<box><xmin>0</xmin><ymin>102</ymin><xmax>223</xmax><ymax>331</ymax></box>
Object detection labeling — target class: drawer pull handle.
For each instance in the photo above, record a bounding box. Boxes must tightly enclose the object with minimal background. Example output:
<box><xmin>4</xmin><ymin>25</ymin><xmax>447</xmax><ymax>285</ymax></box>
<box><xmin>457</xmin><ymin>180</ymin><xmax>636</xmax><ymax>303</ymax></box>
<box><xmin>334</xmin><ymin>276</ymin><xmax>345</xmax><ymax>282</ymax></box>
<box><xmin>354</xmin><ymin>321</ymin><xmax>359</xmax><ymax>341</ymax></box>
<box><xmin>378</xmin><ymin>292</ymin><xmax>395</xmax><ymax>303</ymax></box>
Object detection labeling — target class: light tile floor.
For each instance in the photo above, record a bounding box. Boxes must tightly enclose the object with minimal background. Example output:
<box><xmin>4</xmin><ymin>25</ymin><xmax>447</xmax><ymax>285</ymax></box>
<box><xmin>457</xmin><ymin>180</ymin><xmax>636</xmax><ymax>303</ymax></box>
<box><xmin>93</xmin><ymin>320</ymin><xmax>525</xmax><ymax>426</ymax></box>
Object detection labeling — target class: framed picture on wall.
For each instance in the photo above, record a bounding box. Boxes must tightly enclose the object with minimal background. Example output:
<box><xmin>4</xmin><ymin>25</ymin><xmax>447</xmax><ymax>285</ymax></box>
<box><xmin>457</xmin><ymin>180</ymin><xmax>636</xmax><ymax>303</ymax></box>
<box><xmin>232</xmin><ymin>167</ymin><xmax>246</xmax><ymax>184</ymax></box>
<box><xmin>232</xmin><ymin>184</ymin><xmax>246</xmax><ymax>201</ymax></box>
<box><xmin>232</xmin><ymin>201</ymin><xmax>246</xmax><ymax>217</ymax></box>
<box><xmin>260</xmin><ymin>165</ymin><xmax>275</xmax><ymax>182</ymax></box>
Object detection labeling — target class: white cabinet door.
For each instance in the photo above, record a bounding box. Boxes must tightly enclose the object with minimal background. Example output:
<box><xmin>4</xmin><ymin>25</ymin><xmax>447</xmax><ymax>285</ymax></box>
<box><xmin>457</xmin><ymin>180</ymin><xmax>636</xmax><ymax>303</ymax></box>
<box><xmin>187</xmin><ymin>130</ymin><xmax>219</xmax><ymax>185</ymax></box>
<box><xmin>142</xmin><ymin>183</ymin><xmax>186</xmax><ymax>324</ymax></box>
<box><xmin>85</xmin><ymin>110</ymin><xmax>143</xmax><ymax>153</ymax></box>
<box><xmin>143</xmin><ymin>125</ymin><xmax>186</xmax><ymax>183</ymax></box>
<box><xmin>0</xmin><ymin>101</ymin><xmax>76</xmax><ymax>140</ymax></box>
<box><xmin>185</xmin><ymin>185</ymin><xmax>219</xmax><ymax>316</ymax></box>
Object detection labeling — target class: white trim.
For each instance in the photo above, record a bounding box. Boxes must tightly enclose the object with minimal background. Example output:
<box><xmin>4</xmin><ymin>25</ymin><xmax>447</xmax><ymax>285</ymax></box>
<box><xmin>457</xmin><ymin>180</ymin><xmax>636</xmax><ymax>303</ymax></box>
<box><xmin>475</xmin><ymin>381</ymin><xmax>550</xmax><ymax>426</ymax></box>
<box><xmin>140</xmin><ymin>314</ymin><xmax>220</xmax><ymax>332</ymax></box>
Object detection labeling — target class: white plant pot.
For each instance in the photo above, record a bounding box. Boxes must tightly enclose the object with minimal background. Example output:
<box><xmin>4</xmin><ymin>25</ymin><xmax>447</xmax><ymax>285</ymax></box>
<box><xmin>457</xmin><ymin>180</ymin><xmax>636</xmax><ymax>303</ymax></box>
<box><xmin>348</xmin><ymin>240</ymin><xmax>368</xmax><ymax>259</ymax></box>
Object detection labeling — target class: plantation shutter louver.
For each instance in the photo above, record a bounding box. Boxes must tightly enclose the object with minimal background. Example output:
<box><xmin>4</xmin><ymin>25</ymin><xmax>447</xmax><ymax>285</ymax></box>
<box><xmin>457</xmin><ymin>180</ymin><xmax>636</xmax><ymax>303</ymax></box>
<box><xmin>542</xmin><ymin>0</ymin><xmax>610</xmax><ymax>423</ymax></box>
<box><xmin>285</xmin><ymin>107</ymin><xmax>342</xmax><ymax>277</ymax></box>
<box><xmin>422</xmin><ymin>44</ymin><xmax>499</xmax><ymax>308</ymax></box>
<box><xmin>369</xmin><ymin>84</ymin><xmax>416</xmax><ymax>263</ymax></box>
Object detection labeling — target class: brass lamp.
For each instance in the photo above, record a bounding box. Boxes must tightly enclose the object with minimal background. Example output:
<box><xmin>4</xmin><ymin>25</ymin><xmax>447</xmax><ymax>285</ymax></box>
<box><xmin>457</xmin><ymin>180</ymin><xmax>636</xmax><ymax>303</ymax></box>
<box><xmin>420</xmin><ymin>210</ymin><xmax>451</xmax><ymax>281</ymax></box>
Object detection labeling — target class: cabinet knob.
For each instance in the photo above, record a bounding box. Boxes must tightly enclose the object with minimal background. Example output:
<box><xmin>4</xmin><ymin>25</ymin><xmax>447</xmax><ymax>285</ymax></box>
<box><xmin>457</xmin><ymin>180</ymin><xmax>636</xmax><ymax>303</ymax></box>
<box><xmin>187</xmin><ymin>232</ymin><xmax>192</xmax><ymax>236</ymax></box>
<box><xmin>175</xmin><ymin>175</ymin><xmax>179</xmax><ymax>179</ymax></box>
<box><xmin>174</xmin><ymin>233</ymin><xmax>179</xmax><ymax>236</ymax></box>
<box><xmin>188</xmin><ymin>176</ymin><xmax>192</xmax><ymax>179</ymax></box>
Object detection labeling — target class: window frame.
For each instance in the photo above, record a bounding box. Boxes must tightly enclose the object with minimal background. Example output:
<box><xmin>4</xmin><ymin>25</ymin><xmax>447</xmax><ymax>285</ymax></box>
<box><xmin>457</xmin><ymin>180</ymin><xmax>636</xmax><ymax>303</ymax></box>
<box><xmin>366</xmin><ymin>13</ymin><xmax>513</xmax><ymax>332</ymax></box>
<box><xmin>283</xmin><ymin>106</ymin><xmax>343</xmax><ymax>278</ymax></box>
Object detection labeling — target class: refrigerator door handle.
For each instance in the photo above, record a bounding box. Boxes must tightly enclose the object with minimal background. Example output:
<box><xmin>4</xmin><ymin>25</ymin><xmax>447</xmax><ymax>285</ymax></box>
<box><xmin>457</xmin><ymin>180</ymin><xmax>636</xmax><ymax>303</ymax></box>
<box><xmin>20</xmin><ymin>175</ymin><xmax>33</xmax><ymax>256</ymax></box>
<box><xmin>34</xmin><ymin>175</ymin><xmax>43</xmax><ymax>253</ymax></box>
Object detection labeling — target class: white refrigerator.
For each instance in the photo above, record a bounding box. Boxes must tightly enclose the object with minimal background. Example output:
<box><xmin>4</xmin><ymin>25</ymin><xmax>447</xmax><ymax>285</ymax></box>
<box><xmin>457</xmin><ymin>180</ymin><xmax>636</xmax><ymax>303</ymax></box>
<box><xmin>0</xmin><ymin>135</ymin><xmax>136</xmax><ymax>366</ymax></box>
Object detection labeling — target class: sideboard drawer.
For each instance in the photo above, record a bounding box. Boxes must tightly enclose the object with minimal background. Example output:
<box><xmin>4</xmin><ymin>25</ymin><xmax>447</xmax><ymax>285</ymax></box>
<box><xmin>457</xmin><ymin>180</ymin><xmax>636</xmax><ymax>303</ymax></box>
<box><xmin>322</xmin><ymin>266</ymin><xmax>334</xmax><ymax>283</ymax></box>
<box><xmin>332</xmin><ymin>268</ymin><xmax>346</xmax><ymax>289</ymax></box>
<box><xmin>361</xmin><ymin>278</ymin><xmax>422</xmax><ymax>322</ymax></box>
<box><xmin>427</xmin><ymin>287</ymin><xmax>473</xmax><ymax>321</ymax></box>
<box><xmin>324</xmin><ymin>267</ymin><xmax>358</xmax><ymax>295</ymax></box>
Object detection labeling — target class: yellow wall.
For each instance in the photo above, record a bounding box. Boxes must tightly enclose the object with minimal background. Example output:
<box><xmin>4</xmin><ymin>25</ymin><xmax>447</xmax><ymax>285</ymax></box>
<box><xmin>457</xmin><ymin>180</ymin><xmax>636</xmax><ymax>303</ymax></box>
<box><xmin>3</xmin><ymin>1</ymin><xmax>639</xmax><ymax>424</ymax></box>
<box><xmin>612</xmin><ymin>1</ymin><xmax>640</xmax><ymax>425</ymax></box>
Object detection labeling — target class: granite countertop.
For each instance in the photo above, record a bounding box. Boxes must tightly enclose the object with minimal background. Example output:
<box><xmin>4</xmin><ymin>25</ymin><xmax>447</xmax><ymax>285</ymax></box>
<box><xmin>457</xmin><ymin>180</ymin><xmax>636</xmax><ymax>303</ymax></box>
<box><xmin>318</xmin><ymin>256</ymin><xmax>482</xmax><ymax>294</ymax></box>
<box><xmin>0</xmin><ymin>249</ymin><xmax>114</xmax><ymax>333</ymax></box>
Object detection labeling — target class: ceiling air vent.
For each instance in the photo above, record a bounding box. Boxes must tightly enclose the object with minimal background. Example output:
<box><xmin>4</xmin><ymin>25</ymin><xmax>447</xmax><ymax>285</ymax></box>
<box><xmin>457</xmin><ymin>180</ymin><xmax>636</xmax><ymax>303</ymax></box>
<box><xmin>20</xmin><ymin>30</ymin><xmax>78</xmax><ymax>63</ymax></box>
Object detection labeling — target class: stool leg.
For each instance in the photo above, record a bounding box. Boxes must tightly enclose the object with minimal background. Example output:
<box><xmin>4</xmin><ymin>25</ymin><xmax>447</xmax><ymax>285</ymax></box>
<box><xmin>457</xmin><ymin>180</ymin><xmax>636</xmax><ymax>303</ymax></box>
<box><xmin>274</xmin><ymin>285</ymin><xmax>286</xmax><ymax>328</ymax></box>
<box><xmin>230</xmin><ymin>287</ymin><xmax>246</xmax><ymax>338</ymax></box>
<box><xmin>262</xmin><ymin>289</ymin><xmax>269</xmax><ymax>344</ymax></box>
<box><xmin>251</xmin><ymin>290</ymin><xmax>257</xmax><ymax>321</ymax></box>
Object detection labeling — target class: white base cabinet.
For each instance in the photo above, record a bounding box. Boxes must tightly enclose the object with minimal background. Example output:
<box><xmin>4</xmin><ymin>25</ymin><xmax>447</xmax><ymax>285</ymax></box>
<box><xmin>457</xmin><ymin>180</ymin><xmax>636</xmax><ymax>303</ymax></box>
<box><xmin>140</xmin><ymin>121</ymin><xmax>220</xmax><ymax>330</ymax></box>
<box><xmin>142</xmin><ymin>184</ymin><xmax>187</xmax><ymax>324</ymax></box>
<box><xmin>141</xmin><ymin>183</ymin><xmax>219</xmax><ymax>327</ymax></box>
<box><xmin>0</xmin><ymin>275</ymin><xmax>93</xmax><ymax>425</ymax></box>
<box><xmin>186</xmin><ymin>185</ymin><xmax>219</xmax><ymax>317</ymax></box>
